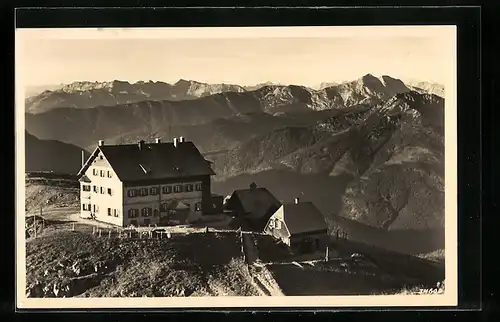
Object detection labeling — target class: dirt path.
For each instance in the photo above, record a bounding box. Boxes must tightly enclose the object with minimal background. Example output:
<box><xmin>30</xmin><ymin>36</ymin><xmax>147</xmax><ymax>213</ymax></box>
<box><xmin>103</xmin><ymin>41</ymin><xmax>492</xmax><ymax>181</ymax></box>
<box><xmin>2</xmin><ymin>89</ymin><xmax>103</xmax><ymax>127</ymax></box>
<box><xmin>242</xmin><ymin>233</ymin><xmax>258</xmax><ymax>264</ymax></box>
<box><xmin>240</xmin><ymin>233</ymin><xmax>284</xmax><ymax>296</ymax></box>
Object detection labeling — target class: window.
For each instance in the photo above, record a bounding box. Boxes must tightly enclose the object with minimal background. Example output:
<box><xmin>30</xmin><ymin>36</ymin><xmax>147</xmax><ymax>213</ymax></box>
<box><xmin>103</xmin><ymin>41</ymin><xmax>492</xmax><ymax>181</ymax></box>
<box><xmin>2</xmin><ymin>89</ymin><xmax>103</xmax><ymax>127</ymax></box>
<box><xmin>108</xmin><ymin>208</ymin><xmax>112</xmax><ymax>216</ymax></box>
<box><xmin>160</xmin><ymin>203</ymin><xmax>168</xmax><ymax>212</ymax></box>
<box><xmin>141</xmin><ymin>207</ymin><xmax>152</xmax><ymax>217</ymax></box>
<box><xmin>100</xmin><ymin>187</ymin><xmax>105</xmax><ymax>194</ymax></box>
<box><xmin>88</xmin><ymin>203</ymin><xmax>91</xmax><ymax>211</ymax></box>
<box><xmin>153</xmin><ymin>209</ymin><xmax>159</xmax><ymax>217</ymax></box>
<box><xmin>113</xmin><ymin>209</ymin><xmax>119</xmax><ymax>217</ymax></box>
<box><xmin>99</xmin><ymin>155</ymin><xmax>103</xmax><ymax>160</ymax></box>
<box><xmin>127</xmin><ymin>189</ymin><xmax>137</xmax><ymax>198</ymax></box>
<box><xmin>107</xmin><ymin>171</ymin><xmax>112</xmax><ymax>178</ymax></box>
<box><xmin>93</xmin><ymin>204</ymin><xmax>99</xmax><ymax>213</ymax></box>
<box><xmin>150</xmin><ymin>187</ymin><xmax>159</xmax><ymax>195</ymax></box>
<box><xmin>130</xmin><ymin>220</ymin><xmax>137</xmax><ymax>226</ymax></box>
<box><xmin>195</xmin><ymin>202</ymin><xmax>202</xmax><ymax>212</ymax></box>
<box><xmin>82</xmin><ymin>204</ymin><xmax>87</xmax><ymax>211</ymax></box>
<box><xmin>195</xmin><ymin>183</ymin><xmax>202</xmax><ymax>191</ymax></box>
<box><xmin>93</xmin><ymin>168</ymin><xmax>98</xmax><ymax>176</ymax></box>
<box><xmin>138</xmin><ymin>188</ymin><xmax>148</xmax><ymax>197</ymax></box>
<box><xmin>162</xmin><ymin>186</ymin><xmax>172</xmax><ymax>194</ymax></box>
<box><xmin>174</xmin><ymin>185</ymin><xmax>183</xmax><ymax>193</ymax></box>
<box><xmin>93</xmin><ymin>185</ymin><xmax>98</xmax><ymax>193</ymax></box>
<box><xmin>269</xmin><ymin>219</ymin><xmax>280</xmax><ymax>230</ymax></box>
<box><xmin>100</xmin><ymin>170</ymin><xmax>105</xmax><ymax>177</ymax></box>
<box><xmin>107</xmin><ymin>188</ymin><xmax>112</xmax><ymax>195</ymax></box>
<box><xmin>82</xmin><ymin>185</ymin><xmax>91</xmax><ymax>192</ymax></box>
<box><xmin>186</xmin><ymin>184</ymin><xmax>194</xmax><ymax>192</ymax></box>
<box><xmin>128</xmin><ymin>209</ymin><xmax>139</xmax><ymax>218</ymax></box>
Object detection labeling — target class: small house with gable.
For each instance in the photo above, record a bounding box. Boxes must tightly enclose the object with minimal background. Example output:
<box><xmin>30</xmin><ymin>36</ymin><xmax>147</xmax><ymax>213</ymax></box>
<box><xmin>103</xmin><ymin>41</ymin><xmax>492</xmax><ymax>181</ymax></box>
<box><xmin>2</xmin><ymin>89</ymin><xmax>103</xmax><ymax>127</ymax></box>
<box><xmin>224</xmin><ymin>183</ymin><xmax>281</xmax><ymax>232</ymax></box>
<box><xmin>264</xmin><ymin>198</ymin><xmax>329</xmax><ymax>253</ymax></box>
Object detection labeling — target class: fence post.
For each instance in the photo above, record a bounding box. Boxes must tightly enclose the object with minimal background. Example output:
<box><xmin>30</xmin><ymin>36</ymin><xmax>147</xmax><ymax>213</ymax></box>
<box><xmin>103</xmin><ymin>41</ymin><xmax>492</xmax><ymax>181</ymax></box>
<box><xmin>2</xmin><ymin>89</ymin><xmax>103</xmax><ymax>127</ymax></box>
<box><xmin>72</xmin><ymin>223</ymin><xmax>75</xmax><ymax>231</ymax></box>
<box><xmin>325</xmin><ymin>246</ymin><xmax>329</xmax><ymax>262</ymax></box>
<box><xmin>109</xmin><ymin>230</ymin><xmax>111</xmax><ymax>239</ymax></box>
<box><xmin>98</xmin><ymin>229</ymin><xmax>102</xmax><ymax>237</ymax></box>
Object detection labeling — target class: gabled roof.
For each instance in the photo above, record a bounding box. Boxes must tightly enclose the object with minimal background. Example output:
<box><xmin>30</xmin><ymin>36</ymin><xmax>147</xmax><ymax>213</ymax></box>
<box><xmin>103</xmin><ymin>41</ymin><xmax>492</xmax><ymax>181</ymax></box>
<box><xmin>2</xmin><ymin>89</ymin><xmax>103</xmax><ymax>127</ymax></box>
<box><xmin>78</xmin><ymin>174</ymin><xmax>92</xmax><ymax>183</ymax></box>
<box><xmin>77</xmin><ymin>141</ymin><xmax>215</xmax><ymax>182</ymax></box>
<box><xmin>231</xmin><ymin>187</ymin><xmax>281</xmax><ymax>221</ymax></box>
<box><xmin>280</xmin><ymin>201</ymin><xmax>328</xmax><ymax>235</ymax></box>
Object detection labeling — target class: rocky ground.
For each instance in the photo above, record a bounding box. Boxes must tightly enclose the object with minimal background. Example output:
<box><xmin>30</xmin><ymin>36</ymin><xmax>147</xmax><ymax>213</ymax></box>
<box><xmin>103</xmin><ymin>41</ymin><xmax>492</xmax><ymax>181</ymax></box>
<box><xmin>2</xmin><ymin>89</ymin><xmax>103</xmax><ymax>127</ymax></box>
<box><xmin>25</xmin><ymin>230</ymin><xmax>259</xmax><ymax>298</ymax></box>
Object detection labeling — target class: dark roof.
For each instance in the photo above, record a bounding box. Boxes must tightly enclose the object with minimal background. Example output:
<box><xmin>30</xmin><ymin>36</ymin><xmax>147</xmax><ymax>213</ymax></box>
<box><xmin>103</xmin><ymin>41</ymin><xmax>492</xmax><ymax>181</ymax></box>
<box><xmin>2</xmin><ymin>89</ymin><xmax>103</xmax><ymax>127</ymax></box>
<box><xmin>231</xmin><ymin>187</ymin><xmax>281</xmax><ymax>221</ymax></box>
<box><xmin>79</xmin><ymin>141</ymin><xmax>215</xmax><ymax>182</ymax></box>
<box><xmin>281</xmin><ymin>202</ymin><xmax>328</xmax><ymax>235</ymax></box>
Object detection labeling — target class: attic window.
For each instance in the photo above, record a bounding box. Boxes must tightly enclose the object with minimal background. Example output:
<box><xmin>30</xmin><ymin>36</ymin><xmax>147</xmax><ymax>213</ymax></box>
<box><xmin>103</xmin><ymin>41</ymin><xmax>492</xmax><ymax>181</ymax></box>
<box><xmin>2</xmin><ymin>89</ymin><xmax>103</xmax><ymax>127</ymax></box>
<box><xmin>99</xmin><ymin>155</ymin><xmax>103</xmax><ymax>160</ymax></box>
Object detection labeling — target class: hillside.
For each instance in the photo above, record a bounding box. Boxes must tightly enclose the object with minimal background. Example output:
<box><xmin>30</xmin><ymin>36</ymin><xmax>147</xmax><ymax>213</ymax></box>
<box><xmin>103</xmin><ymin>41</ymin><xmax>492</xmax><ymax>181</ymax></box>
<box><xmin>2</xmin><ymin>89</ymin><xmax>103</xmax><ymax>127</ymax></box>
<box><xmin>25</xmin><ymin>173</ymin><xmax>80</xmax><ymax>212</ymax></box>
<box><xmin>25</xmin><ymin>132</ymin><xmax>90</xmax><ymax>174</ymax></box>
<box><xmin>211</xmin><ymin>91</ymin><xmax>445</xmax><ymax>253</ymax></box>
<box><xmin>93</xmin><ymin>111</ymin><xmax>340</xmax><ymax>153</ymax></box>
<box><xmin>26</xmin><ymin>230</ymin><xmax>259</xmax><ymax>297</ymax></box>
<box><xmin>25</xmin><ymin>79</ymin><xmax>246</xmax><ymax>114</ymax></box>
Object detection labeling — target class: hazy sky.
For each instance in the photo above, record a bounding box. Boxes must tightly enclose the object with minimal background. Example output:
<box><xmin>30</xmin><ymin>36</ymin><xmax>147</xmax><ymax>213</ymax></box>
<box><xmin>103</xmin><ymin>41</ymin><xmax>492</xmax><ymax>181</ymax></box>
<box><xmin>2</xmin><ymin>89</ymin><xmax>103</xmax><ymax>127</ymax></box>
<box><xmin>18</xmin><ymin>27</ymin><xmax>455</xmax><ymax>87</ymax></box>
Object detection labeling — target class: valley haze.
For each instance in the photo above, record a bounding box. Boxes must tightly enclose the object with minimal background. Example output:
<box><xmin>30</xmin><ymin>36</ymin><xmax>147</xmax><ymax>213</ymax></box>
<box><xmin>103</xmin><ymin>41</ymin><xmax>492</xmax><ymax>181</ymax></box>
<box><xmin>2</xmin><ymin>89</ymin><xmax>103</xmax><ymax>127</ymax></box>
<box><xmin>16</xmin><ymin>26</ymin><xmax>458</xmax><ymax>309</ymax></box>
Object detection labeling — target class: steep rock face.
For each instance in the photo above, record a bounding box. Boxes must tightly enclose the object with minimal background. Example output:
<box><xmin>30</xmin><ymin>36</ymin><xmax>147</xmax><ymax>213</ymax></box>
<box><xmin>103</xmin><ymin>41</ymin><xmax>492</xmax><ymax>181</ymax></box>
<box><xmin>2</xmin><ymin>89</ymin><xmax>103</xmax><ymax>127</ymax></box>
<box><xmin>338</xmin><ymin>92</ymin><xmax>444</xmax><ymax>231</ymax></box>
<box><xmin>322</xmin><ymin>74</ymin><xmax>411</xmax><ymax>108</ymax></box>
<box><xmin>406</xmin><ymin>80</ymin><xmax>445</xmax><ymax>97</ymax></box>
<box><xmin>174</xmin><ymin>79</ymin><xmax>246</xmax><ymax>98</ymax></box>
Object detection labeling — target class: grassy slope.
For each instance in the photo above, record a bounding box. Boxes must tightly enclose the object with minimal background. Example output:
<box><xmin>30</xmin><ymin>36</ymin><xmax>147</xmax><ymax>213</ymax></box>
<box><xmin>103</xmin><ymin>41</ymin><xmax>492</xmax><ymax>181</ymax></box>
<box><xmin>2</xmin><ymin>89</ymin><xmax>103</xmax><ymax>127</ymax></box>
<box><xmin>26</xmin><ymin>230</ymin><xmax>259</xmax><ymax>297</ymax></box>
<box><xmin>25</xmin><ymin>175</ymin><xmax>80</xmax><ymax>212</ymax></box>
<box><xmin>253</xmin><ymin>234</ymin><xmax>444</xmax><ymax>296</ymax></box>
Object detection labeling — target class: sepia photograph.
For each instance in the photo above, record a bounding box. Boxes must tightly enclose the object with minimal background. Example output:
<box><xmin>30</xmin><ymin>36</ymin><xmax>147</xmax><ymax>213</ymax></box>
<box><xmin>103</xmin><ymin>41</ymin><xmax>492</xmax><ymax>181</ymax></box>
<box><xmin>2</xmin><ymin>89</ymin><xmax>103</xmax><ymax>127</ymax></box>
<box><xmin>15</xmin><ymin>25</ymin><xmax>457</xmax><ymax>309</ymax></box>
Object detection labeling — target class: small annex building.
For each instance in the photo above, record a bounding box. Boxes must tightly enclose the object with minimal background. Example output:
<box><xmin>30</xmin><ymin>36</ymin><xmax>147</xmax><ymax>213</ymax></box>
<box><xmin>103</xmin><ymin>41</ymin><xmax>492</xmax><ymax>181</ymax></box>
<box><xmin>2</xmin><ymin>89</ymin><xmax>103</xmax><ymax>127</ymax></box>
<box><xmin>224</xmin><ymin>183</ymin><xmax>281</xmax><ymax>232</ymax></box>
<box><xmin>263</xmin><ymin>198</ymin><xmax>329</xmax><ymax>254</ymax></box>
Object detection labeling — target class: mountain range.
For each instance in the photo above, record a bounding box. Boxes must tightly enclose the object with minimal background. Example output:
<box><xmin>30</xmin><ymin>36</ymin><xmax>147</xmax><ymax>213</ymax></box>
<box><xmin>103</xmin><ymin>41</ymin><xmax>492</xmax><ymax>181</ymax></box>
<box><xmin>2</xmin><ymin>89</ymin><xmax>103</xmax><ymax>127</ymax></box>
<box><xmin>24</xmin><ymin>74</ymin><xmax>446</xmax><ymax>255</ymax></box>
<box><xmin>25</xmin><ymin>75</ymin><xmax>433</xmax><ymax>115</ymax></box>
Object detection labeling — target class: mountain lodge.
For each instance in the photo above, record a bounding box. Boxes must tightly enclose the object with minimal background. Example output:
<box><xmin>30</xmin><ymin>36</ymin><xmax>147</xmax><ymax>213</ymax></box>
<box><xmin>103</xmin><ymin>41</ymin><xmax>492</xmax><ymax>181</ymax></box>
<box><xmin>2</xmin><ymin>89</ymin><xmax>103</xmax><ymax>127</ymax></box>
<box><xmin>76</xmin><ymin>137</ymin><xmax>217</xmax><ymax>227</ymax></box>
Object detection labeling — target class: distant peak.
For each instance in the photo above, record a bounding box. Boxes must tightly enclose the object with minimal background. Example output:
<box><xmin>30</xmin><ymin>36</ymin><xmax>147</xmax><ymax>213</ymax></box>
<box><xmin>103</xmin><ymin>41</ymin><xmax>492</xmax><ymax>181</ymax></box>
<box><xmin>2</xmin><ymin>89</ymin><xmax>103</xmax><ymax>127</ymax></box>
<box><xmin>361</xmin><ymin>73</ymin><xmax>378</xmax><ymax>79</ymax></box>
<box><xmin>175</xmin><ymin>79</ymin><xmax>198</xmax><ymax>85</ymax></box>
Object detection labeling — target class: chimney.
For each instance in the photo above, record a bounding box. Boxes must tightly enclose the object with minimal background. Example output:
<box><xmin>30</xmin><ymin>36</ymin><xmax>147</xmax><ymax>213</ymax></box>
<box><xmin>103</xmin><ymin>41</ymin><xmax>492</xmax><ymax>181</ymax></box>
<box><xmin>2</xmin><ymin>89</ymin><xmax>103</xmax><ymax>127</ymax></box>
<box><xmin>249</xmin><ymin>182</ymin><xmax>257</xmax><ymax>189</ymax></box>
<box><xmin>179</xmin><ymin>136</ymin><xmax>185</xmax><ymax>143</ymax></box>
<box><xmin>81</xmin><ymin>151</ymin><xmax>85</xmax><ymax>168</ymax></box>
<box><xmin>98</xmin><ymin>140</ymin><xmax>104</xmax><ymax>147</ymax></box>
<box><xmin>138</xmin><ymin>140</ymin><xmax>145</xmax><ymax>150</ymax></box>
<box><xmin>173</xmin><ymin>137</ymin><xmax>178</xmax><ymax>147</ymax></box>
<box><xmin>294</xmin><ymin>197</ymin><xmax>300</xmax><ymax>204</ymax></box>
<box><xmin>155</xmin><ymin>138</ymin><xmax>161</xmax><ymax>144</ymax></box>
